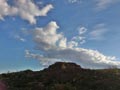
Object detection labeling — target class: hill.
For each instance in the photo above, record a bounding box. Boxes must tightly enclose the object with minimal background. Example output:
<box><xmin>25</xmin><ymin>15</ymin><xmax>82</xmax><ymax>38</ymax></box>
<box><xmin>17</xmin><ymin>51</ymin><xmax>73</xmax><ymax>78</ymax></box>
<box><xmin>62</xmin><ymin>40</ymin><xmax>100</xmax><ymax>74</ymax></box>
<box><xmin>0</xmin><ymin>62</ymin><xmax>120</xmax><ymax>90</ymax></box>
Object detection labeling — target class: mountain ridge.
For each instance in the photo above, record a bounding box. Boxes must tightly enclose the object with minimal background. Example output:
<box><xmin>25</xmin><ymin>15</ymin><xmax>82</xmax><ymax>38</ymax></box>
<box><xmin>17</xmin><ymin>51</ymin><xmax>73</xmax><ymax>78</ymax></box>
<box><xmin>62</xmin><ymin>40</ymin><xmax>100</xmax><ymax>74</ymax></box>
<box><xmin>0</xmin><ymin>62</ymin><xmax>120</xmax><ymax>90</ymax></box>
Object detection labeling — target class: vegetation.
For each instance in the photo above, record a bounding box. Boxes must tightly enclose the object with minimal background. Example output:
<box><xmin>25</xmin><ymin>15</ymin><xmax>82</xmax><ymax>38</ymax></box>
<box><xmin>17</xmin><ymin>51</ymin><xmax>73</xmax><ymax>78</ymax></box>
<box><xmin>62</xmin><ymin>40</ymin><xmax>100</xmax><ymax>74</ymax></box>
<box><xmin>1</xmin><ymin>62</ymin><xmax>120</xmax><ymax>90</ymax></box>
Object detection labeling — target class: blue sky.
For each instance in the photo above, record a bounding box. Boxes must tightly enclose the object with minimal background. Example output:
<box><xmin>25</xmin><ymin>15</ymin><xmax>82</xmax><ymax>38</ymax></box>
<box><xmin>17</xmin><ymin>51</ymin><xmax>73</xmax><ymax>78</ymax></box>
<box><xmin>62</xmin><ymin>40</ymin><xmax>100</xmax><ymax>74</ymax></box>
<box><xmin>0</xmin><ymin>0</ymin><xmax>120</xmax><ymax>73</ymax></box>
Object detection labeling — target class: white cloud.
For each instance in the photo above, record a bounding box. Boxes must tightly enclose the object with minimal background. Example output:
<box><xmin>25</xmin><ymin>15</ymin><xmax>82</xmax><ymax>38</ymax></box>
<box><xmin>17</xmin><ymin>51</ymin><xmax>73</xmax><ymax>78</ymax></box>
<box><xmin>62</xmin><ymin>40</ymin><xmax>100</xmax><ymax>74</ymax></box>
<box><xmin>25</xmin><ymin>50</ymin><xmax>62</xmax><ymax>66</ymax></box>
<box><xmin>67</xmin><ymin>0</ymin><xmax>82</xmax><ymax>4</ymax></box>
<box><xmin>33</xmin><ymin>21</ymin><xmax>67</xmax><ymax>50</ymax></box>
<box><xmin>78</xmin><ymin>27</ymin><xmax>87</xmax><ymax>35</ymax></box>
<box><xmin>0</xmin><ymin>0</ymin><xmax>53</xmax><ymax>24</ymax></box>
<box><xmin>26</xmin><ymin>47</ymin><xmax>120</xmax><ymax>69</ymax></box>
<box><xmin>89</xmin><ymin>24</ymin><xmax>108</xmax><ymax>40</ymax></box>
<box><xmin>14</xmin><ymin>35</ymin><xmax>26</xmax><ymax>42</ymax></box>
<box><xmin>95</xmin><ymin>0</ymin><xmax>119</xmax><ymax>10</ymax></box>
<box><xmin>68</xmin><ymin>26</ymin><xmax>87</xmax><ymax>47</ymax></box>
<box><xmin>0</xmin><ymin>0</ymin><xmax>17</xmax><ymax>20</ymax></box>
<box><xmin>68</xmin><ymin>41</ymin><xmax>78</xmax><ymax>48</ymax></box>
<box><xmin>26</xmin><ymin>21</ymin><xmax>120</xmax><ymax>69</ymax></box>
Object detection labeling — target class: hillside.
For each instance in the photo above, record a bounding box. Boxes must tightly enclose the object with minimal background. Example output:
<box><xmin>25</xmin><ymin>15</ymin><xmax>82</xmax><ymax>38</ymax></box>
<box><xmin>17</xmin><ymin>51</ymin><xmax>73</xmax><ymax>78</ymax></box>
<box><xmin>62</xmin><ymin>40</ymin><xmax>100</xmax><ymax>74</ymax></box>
<box><xmin>0</xmin><ymin>62</ymin><xmax>120</xmax><ymax>90</ymax></box>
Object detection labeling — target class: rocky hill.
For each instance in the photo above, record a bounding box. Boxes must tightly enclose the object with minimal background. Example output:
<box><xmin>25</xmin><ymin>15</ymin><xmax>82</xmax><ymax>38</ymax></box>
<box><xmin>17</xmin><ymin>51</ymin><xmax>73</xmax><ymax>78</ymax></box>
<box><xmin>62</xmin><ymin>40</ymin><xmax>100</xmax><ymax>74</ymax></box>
<box><xmin>0</xmin><ymin>62</ymin><xmax>120</xmax><ymax>90</ymax></box>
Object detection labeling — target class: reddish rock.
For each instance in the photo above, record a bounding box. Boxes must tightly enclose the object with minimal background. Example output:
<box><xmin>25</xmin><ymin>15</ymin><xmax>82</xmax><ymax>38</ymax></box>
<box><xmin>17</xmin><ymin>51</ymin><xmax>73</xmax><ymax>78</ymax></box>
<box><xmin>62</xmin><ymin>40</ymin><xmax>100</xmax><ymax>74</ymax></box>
<box><xmin>0</xmin><ymin>81</ymin><xmax>6</xmax><ymax>90</ymax></box>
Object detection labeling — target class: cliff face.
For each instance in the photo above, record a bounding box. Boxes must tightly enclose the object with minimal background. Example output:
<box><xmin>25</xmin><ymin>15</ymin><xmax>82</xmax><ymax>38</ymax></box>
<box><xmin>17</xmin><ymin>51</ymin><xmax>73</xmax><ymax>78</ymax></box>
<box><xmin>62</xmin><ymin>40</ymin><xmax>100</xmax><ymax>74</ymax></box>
<box><xmin>0</xmin><ymin>62</ymin><xmax>120</xmax><ymax>90</ymax></box>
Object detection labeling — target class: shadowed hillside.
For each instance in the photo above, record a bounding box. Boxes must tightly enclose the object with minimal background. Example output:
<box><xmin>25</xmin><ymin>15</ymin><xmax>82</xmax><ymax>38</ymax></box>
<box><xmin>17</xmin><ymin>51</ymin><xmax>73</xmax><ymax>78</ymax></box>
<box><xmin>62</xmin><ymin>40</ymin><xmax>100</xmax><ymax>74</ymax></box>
<box><xmin>0</xmin><ymin>62</ymin><xmax>120</xmax><ymax>90</ymax></box>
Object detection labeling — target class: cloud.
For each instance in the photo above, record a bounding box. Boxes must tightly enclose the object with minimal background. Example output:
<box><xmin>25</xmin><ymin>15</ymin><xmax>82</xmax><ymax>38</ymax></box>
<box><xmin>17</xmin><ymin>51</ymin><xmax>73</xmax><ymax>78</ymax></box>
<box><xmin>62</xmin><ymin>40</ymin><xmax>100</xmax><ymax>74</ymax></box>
<box><xmin>89</xmin><ymin>24</ymin><xmax>108</xmax><ymax>40</ymax></box>
<box><xmin>32</xmin><ymin>23</ymin><xmax>87</xmax><ymax>50</ymax></box>
<box><xmin>25</xmin><ymin>50</ymin><xmax>62</xmax><ymax>66</ymax></box>
<box><xmin>26</xmin><ymin>47</ymin><xmax>120</xmax><ymax>69</ymax></box>
<box><xmin>26</xmin><ymin>21</ymin><xmax>120</xmax><ymax>69</ymax></box>
<box><xmin>0</xmin><ymin>0</ymin><xmax>17</xmax><ymax>20</ymax></box>
<box><xmin>67</xmin><ymin>0</ymin><xmax>82</xmax><ymax>4</ymax></box>
<box><xmin>14</xmin><ymin>35</ymin><xmax>26</xmax><ymax>42</ymax></box>
<box><xmin>78</xmin><ymin>27</ymin><xmax>87</xmax><ymax>35</ymax></box>
<box><xmin>32</xmin><ymin>21</ymin><xmax>67</xmax><ymax>50</ymax></box>
<box><xmin>95</xmin><ymin>0</ymin><xmax>119</xmax><ymax>10</ymax></box>
<box><xmin>0</xmin><ymin>0</ymin><xmax>53</xmax><ymax>24</ymax></box>
<box><xmin>68</xmin><ymin>26</ymin><xmax>87</xmax><ymax>47</ymax></box>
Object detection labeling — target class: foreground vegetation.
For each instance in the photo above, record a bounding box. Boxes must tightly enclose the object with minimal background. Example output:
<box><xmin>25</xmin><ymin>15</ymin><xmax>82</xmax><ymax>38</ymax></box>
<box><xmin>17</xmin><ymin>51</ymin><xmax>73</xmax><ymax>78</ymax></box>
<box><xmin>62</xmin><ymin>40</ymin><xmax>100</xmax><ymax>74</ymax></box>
<box><xmin>0</xmin><ymin>62</ymin><xmax>120</xmax><ymax>90</ymax></box>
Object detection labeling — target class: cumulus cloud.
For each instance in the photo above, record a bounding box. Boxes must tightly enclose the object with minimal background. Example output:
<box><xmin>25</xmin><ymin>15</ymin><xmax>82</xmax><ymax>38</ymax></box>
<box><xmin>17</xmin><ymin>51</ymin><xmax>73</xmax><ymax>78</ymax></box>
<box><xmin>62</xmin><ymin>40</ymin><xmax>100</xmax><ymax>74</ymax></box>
<box><xmin>0</xmin><ymin>0</ymin><xmax>53</xmax><ymax>24</ymax></box>
<box><xmin>26</xmin><ymin>21</ymin><xmax>120</xmax><ymax>69</ymax></box>
<box><xmin>95</xmin><ymin>0</ymin><xmax>119</xmax><ymax>10</ymax></box>
<box><xmin>32</xmin><ymin>21</ymin><xmax>67</xmax><ymax>50</ymax></box>
<box><xmin>89</xmin><ymin>24</ymin><xmax>108</xmax><ymax>40</ymax></box>
<box><xmin>0</xmin><ymin>0</ymin><xmax>17</xmax><ymax>20</ymax></box>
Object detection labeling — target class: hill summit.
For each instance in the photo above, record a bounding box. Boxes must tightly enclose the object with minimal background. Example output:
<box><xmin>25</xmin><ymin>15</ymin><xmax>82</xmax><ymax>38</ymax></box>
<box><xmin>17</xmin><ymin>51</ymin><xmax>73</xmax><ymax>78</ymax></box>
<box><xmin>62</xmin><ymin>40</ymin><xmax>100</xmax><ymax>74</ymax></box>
<box><xmin>48</xmin><ymin>62</ymin><xmax>82</xmax><ymax>70</ymax></box>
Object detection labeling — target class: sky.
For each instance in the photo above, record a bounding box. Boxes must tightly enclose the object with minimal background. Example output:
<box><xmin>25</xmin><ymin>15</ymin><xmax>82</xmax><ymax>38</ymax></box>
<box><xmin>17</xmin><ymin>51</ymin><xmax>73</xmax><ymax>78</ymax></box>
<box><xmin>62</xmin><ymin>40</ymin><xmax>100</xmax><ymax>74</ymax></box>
<box><xmin>0</xmin><ymin>0</ymin><xmax>120</xmax><ymax>73</ymax></box>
